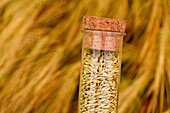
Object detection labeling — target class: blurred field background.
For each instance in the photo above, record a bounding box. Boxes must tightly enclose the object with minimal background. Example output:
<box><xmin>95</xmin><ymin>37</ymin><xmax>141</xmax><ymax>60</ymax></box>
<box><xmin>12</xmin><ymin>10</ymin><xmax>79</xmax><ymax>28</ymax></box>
<box><xmin>0</xmin><ymin>0</ymin><xmax>169</xmax><ymax>113</ymax></box>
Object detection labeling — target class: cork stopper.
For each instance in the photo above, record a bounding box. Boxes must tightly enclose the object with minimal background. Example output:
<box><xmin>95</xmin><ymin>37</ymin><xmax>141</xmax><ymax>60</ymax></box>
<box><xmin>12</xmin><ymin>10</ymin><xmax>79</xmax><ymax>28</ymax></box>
<box><xmin>83</xmin><ymin>16</ymin><xmax>127</xmax><ymax>32</ymax></box>
<box><xmin>83</xmin><ymin>16</ymin><xmax>127</xmax><ymax>51</ymax></box>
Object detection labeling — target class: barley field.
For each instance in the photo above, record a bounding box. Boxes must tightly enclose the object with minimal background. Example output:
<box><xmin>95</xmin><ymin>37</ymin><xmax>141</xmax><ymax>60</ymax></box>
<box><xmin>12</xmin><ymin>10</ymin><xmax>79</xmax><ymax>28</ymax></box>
<box><xmin>0</xmin><ymin>0</ymin><xmax>169</xmax><ymax>113</ymax></box>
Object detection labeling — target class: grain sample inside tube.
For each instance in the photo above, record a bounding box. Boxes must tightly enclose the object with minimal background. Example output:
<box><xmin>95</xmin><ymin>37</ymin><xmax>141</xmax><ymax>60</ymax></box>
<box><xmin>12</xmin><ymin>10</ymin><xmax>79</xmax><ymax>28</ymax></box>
<box><xmin>80</xmin><ymin>49</ymin><xmax>121</xmax><ymax>113</ymax></box>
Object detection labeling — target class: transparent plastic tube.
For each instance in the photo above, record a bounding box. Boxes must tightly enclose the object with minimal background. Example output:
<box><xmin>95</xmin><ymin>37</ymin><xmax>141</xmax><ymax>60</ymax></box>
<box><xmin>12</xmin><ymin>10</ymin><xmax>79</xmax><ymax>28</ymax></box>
<box><xmin>79</xmin><ymin>30</ymin><xmax>126</xmax><ymax>113</ymax></box>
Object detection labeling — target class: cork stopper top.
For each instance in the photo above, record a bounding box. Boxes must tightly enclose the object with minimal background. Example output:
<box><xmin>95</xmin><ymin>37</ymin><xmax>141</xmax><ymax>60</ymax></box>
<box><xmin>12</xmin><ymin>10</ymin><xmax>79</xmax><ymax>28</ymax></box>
<box><xmin>83</xmin><ymin>16</ymin><xmax>127</xmax><ymax>32</ymax></box>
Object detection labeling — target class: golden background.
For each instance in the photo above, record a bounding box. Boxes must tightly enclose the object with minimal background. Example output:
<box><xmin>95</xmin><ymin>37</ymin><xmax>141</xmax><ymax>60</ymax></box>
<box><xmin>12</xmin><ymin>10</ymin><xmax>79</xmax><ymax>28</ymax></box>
<box><xmin>0</xmin><ymin>0</ymin><xmax>169</xmax><ymax>113</ymax></box>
